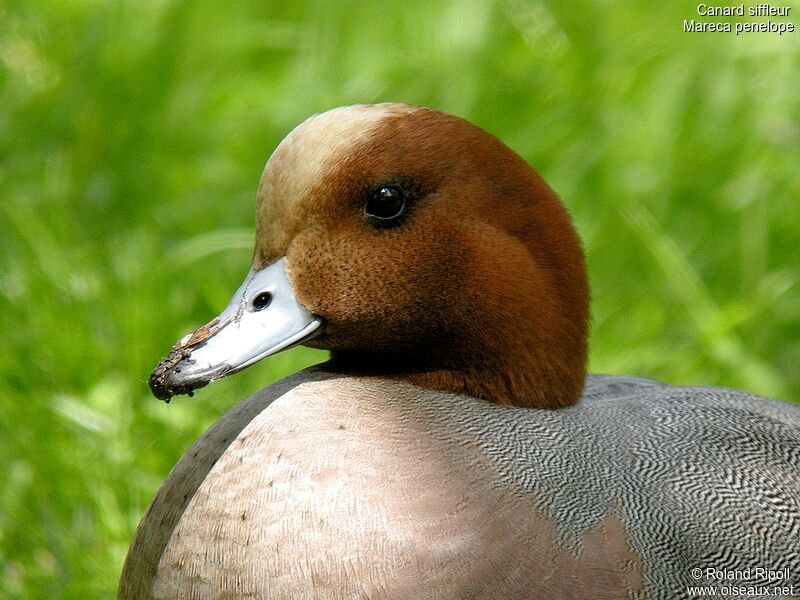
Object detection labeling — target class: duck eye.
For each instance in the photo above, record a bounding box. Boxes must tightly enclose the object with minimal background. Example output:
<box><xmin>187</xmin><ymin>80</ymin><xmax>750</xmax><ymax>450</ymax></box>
<box><xmin>251</xmin><ymin>291</ymin><xmax>272</xmax><ymax>311</ymax></box>
<box><xmin>365</xmin><ymin>185</ymin><xmax>406</xmax><ymax>222</ymax></box>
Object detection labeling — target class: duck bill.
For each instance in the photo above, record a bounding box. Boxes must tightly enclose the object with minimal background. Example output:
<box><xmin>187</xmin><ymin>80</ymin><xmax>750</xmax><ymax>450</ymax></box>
<box><xmin>148</xmin><ymin>257</ymin><xmax>324</xmax><ymax>402</ymax></box>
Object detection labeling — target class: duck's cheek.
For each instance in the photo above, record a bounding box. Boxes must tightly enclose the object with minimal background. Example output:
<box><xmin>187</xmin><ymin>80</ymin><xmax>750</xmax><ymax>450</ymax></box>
<box><xmin>287</xmin><ymin>227</ymin><xmax>415</xmax><ymax>317</ymax></box>
<box><xmin>285</xmin><ymin>226</ymin><xmax>456</xmax><ymax>346</ymax></box>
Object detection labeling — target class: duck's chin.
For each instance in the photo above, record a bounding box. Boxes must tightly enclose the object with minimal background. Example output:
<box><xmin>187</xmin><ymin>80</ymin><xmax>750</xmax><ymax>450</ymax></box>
<box><xmin>302</xmin><ymin>335</ymin><xmax>334</xmax><ymax>350</ymax></box>
<box><xmin>300</xmin><ymin>329</ymin><xmax>419</xmax><ymax>355</ymax></box>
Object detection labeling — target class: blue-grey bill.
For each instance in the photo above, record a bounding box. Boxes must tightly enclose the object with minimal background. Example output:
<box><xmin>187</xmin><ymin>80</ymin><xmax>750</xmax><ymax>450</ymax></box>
<box><xmin>148</xmin><ymin>257</ymin><xmax>323</xmax><ymax>401</ymax></box>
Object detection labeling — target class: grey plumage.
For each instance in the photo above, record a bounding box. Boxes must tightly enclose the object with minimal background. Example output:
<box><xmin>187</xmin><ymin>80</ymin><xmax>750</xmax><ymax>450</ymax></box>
<box><xmin>467</xmin><ymin>374</ymin><xmax>800</xmax><ymax>596</ymax></box>
<box><xmin>120</xmin><ymin>371</ymin><xmax>800</xmax><ymax>599</ymax></box>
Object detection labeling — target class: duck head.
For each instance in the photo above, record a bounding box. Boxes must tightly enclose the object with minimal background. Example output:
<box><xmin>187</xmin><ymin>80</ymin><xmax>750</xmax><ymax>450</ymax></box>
<box><xmin>149</xmin><ymin>104</ymin><xmax>589</xmax><ymax>408</ymax></box>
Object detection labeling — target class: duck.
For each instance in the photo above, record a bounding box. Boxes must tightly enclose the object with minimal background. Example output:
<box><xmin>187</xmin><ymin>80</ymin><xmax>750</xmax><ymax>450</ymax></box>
<box><xmin>119</xmin><ymin>104</ymin><xmax>800</xmax><ymax>600</ymax></box>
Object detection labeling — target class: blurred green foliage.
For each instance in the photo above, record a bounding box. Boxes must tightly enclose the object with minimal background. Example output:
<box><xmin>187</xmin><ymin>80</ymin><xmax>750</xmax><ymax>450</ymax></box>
<box><xmin>0</xmin><ymin>0</ymin><xmax>798</xmax><ymax>596</ymax></box>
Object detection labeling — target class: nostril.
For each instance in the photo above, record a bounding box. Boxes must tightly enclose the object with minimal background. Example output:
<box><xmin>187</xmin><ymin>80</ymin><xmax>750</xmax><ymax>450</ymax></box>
<box><xmin>251</xmin><ymin>291</ymin><xmax>273</xmax><ymax>311</ymax></box>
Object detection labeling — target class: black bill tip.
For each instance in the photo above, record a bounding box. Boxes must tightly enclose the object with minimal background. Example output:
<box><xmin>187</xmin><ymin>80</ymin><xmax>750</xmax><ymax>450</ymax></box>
<box><xmin>148</xmin><ymin>348</ymin><xmax>220</xmax><ymax>402</ymax></box>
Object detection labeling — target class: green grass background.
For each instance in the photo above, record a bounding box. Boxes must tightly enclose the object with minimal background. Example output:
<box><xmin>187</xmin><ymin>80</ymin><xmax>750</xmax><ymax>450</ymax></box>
<box><xmin>1</xmin><ymin>0</ymin><xmax>798</xmax><ymax>596</ymax></box>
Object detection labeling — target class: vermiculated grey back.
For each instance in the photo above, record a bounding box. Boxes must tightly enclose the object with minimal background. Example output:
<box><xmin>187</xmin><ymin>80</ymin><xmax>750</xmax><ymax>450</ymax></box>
<box><xmin>449</xmin><ymin>374</ymin><xmax>799</xmax><ymax>597</ymax></box>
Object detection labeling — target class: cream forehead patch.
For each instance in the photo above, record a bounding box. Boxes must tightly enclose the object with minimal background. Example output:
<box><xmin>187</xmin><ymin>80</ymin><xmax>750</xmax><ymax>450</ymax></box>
<box><xmin>259</xmin><ymin>104</ymin><xmax>410</xmax><ymax>210</ymax></box>
<box><xmin>253</xmin><ymin>104</ymin><xmax>415</xmax><ymax>265</ymax></box>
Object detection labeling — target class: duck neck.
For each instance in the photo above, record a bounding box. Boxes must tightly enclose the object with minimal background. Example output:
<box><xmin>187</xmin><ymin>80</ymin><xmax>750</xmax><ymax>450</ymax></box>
<box><xmin>325</xmin><ymin>343</ymin><xmax>586</xmax><ymax>409</ymax></box>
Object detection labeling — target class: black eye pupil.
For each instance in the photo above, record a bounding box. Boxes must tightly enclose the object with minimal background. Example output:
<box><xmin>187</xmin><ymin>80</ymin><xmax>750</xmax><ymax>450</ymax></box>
<box><xmin>366</xmin><ymin>185</ymin><xmax>406</xmax><ymax>221</ymax></box>
<box><xmin>252</xmin><ymin>291</ymin><xmax>272</xmax><ymax>311</ymax></box>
